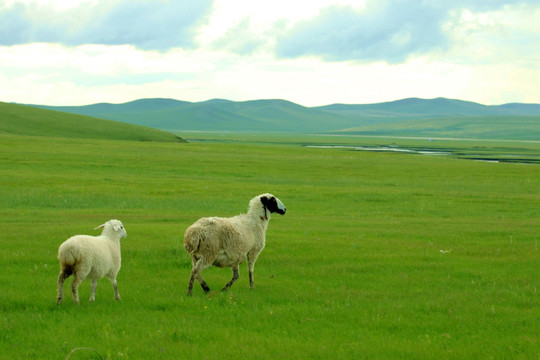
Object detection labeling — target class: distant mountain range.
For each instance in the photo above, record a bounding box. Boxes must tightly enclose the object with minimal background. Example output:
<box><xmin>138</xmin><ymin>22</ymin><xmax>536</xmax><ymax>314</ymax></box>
<box><xmin>316</xmin><ymin>97</ymin><xmax>540</xmax><ymax>120</ymax></box>
<box><xmin>26</xmin><ymin>97</ymin><xmax>540</xmax><ymax>140</ymax></box>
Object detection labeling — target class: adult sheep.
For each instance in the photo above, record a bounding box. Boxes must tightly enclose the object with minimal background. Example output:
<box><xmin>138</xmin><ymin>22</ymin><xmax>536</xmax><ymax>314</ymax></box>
<box><xmin>56</xmin><ymin>219</ymin><xmax>126</xmax><ymax>305</ymax></box>
<box><xmin>184</xmin><ymin>193</ymin><xmax>286</xmax><ymax>295</ymax></box>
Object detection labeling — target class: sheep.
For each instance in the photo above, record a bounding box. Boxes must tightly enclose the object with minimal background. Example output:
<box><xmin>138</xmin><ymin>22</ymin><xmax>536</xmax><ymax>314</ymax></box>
<box><xmin>183</xmin><ymin>193</ymin><xmax>286</xmax><ymax>295</ymax></box>
<box><xmin>56</xmin><ymin>219</ymin><xmax>127</xmax><ymax>305</ymax></box>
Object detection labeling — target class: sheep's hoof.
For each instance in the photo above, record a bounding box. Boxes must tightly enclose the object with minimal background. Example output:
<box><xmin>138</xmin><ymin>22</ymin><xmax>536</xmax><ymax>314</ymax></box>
<box><xmin>56</xmin><ymin>298</ymin><xmax>63</xmax><ymax>305</ymax></box>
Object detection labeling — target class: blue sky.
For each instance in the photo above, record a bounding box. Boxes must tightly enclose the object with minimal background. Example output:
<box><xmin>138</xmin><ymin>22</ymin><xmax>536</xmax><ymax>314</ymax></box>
<box><xmin>1</xmin><ymin>0</ymin><xmax>539</xmax><ymax>106</ymax></box>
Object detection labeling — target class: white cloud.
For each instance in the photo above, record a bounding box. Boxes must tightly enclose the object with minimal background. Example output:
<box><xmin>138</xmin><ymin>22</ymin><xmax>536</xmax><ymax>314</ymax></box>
<box><xmin>199</xmin><ymin>0</ymin><xmax>366</xmax><ymax>44</ymax></box>
<box><xmin>444</xmin><ymin>3</ymin><xmax>540</xmax><ymax>66</ymax></box>
<box><xmin>0</xmin><ymin>0</ymin><xmax>539</xmax><ymax>106</ymax></box>
<box><xmin>0</xmin><ymin>0</ymin><xmax>213</xmax><ymax>49</ymax></box>
<box><xmin>0</xmin><ymin>45</ymin><xmax>475</xmax><ymax>106</ymax></box>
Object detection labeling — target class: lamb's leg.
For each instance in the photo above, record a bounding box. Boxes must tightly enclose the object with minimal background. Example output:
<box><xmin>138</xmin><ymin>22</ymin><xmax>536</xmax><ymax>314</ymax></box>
<box><xmin>222</xmin><ymin>265</ymin><xmax>239</xmax><ymax>291</ymax></box>
<box><xmin>249</xmin><ymin>270</ymin><xmax>255</xmax><ymax>289</ymax></box>
<box><xmin>56</xmin><ymin>270</ymin><xmax>70</xmax><ymax>305</ymax></box>
<box><xmin>71</xmin><ymin>274</ymin><xmax>84</xmax><ymax>305</ymax></box>
<box><xmin>111</xmin><ymin>279</ymin><xmax>121</xmax><ymax>301</ymax></box>
<box><xmin>89</xmin><ymin>279</ymin><xmax>97</xmax><ymax>302</ymax></box>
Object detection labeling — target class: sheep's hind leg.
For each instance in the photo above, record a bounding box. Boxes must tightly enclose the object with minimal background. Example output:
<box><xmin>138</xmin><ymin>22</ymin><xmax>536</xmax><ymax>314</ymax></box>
<box><xmin>188</xmin><ymin>259</ymin><xmax>209</xmax><ymax>296</ymax></box>
<box><xmin>222</xmin><ymin>265</ymin><xmax>239</xmax><ymax>291</ymax></box>
<box><xmin>56</xmin><ymin>269</ymin><xmax>71</xmax><ymax>305</ymax></box>
<box><xmin>197</xmin><ymin>274</ymin><xmax>210</xmax><ymax>293</ymax></box>
<box><xmin>191</xmin><ymin>258</ymin><xmax>210</xmax><ymax>293</ymax></box>
<box><xmin>71</xmin><ymin>274</ymin><xmax>84</xmax><ymax>305</ymax></box>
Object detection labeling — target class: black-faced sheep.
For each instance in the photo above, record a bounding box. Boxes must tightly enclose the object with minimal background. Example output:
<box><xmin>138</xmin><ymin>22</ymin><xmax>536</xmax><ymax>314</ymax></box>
<box><xmin>56</xmin><ymin>219</ymin><xmax>126</xmax><ymax>305</ymax></box>
<box><xmin>183</xmin><ymin>193</ymin><xmax>286</xmax><ymax>295</ymax></box>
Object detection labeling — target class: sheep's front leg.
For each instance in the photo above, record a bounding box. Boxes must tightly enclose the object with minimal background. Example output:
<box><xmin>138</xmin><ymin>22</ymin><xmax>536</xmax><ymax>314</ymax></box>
<box><xmin>89</xmin><ymin>279</ymin><xmax>97</xmax><ymax>302</ymax></box>
<box><xmin>222</xmin><ymin>265</ymin><xmax>239</xmax><ymax>291</ymax></box>
<box><xmin>249</xmin><ymin>270</ymin><xmax>254</xmax><ymax>288</ymax></box>
<box><xmin>247</xmin><ymin>255</ymin><xmax>258</xmax><ymax>288</ymax></box>
<box><xmin>111</xmin><ymin>279</ymin><xmax>121</xmax><ymax>301</ymax></box>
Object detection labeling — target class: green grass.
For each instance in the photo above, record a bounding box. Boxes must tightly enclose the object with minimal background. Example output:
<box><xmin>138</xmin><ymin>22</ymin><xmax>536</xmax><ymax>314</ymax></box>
<box><xmin>335</xmin><ymin>115</ymin><xmax>540</xmax><ymax>141</ymax></box>
<box><xmin>184</xmin><ymin>131</ymin><xmax>540</xmax><ymax>163</ymax></box>
<box><xmin>0</xmin><ymin>102</ymin><xmax>184</xmax><ymax>142</ymax></box>
<box><xmin>1</xmin><ymin>132</ymin><xmax>539</xmax><ymax>359</ymax></box>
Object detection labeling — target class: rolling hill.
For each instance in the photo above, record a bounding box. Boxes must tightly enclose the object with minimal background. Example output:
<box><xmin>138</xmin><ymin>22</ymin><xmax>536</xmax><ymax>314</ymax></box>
<box><xmin>315</xmin><ymin>97</ymin><xmax>540</xmax><ymax>121</ymax></box>
<box><xmin>0</xmin><ymin>102</ymin><xmax>184</xmax><ymax>142</ymax></box>
<box><xmin>26</xmin><ymin>97</ymin><xmax>540</xmax><ymax>140</ymax></box>
<box><xmin>31</xmin><ymin>98</ymin><xmax>354</xmax><ymax>132</ymax></box>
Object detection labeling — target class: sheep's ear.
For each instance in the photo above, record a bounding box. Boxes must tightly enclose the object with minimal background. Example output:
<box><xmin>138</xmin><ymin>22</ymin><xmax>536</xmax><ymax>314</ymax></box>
<box><xmin>113</xmin><ymin>224</ymin><xmax>120</xmax><ymax>231</ymax></box>
<box><xmin>94</xmin><ymin>223</ymin><xmax>106</xmax><ymax>230</ymax></box>
<box><xmin>260</xmin><ymin>195</ymin><xmax>269</xmax><ymax>206</ymax></box>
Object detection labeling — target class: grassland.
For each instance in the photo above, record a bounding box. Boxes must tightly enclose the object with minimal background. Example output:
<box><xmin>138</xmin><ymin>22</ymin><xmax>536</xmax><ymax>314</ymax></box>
<box><xmin>0</xmin><ymin>132</ymin><xmax>539</xmax><ymax>359</ymax></box>
<box><xmin>335</xmin><ymin>115</ymin><xmax>540</xmax><ymax>141</ymax></box>
<box><xmin>185</xmin><ymin>131</ymin><xmax>540</xmax><ymax>164</ymax></box>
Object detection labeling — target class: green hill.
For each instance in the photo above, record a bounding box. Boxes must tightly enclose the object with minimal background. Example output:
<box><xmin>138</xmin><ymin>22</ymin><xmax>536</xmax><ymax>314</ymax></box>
<box><xmin>33</xmin><ymin>98</ymin><xmax>354</xmax><ymax>132</ymax></box>
<box><xmin>27</xmin><ymin>97</ymin><xmax>540</xmax><ymax>140</ymax></box>
<box><xmin>0</xmin><ymin>102</ymin><xmax>184</xmax><ymax>142</ymax></box>
<box><xmin>315</xmin><ymin>97</ymin><xmax>540</xmax><ymax>123</ymax></box>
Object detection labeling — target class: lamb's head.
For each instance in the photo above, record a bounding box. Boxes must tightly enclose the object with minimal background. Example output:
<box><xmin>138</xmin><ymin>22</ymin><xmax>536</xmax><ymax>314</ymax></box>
<box><xmin>250</xmin><ymin>193</ymin><xmax>286</xmax><ymax>219</ymax></box>
<box><xmin>95</xmin><ymin>219</ymin><xmax>127</xmax><ymax>239</ymax></box>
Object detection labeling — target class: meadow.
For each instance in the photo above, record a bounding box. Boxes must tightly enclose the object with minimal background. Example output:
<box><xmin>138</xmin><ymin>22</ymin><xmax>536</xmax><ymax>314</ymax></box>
<box><xmin>0</xmin><ymin>132</ymin><xmax>539</xmax><ymax>359</ymax></box>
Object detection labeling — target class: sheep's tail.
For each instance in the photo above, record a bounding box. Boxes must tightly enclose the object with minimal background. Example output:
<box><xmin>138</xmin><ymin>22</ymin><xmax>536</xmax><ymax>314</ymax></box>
<box><xmin>183</xmin><ymin>228</ymin><xmax>203</xmax><ymax>255</ymax></box>
<box><xmin>58</xmin><ymin>243</ymin><xmax>79</xmax><ymax>266</ymax></box>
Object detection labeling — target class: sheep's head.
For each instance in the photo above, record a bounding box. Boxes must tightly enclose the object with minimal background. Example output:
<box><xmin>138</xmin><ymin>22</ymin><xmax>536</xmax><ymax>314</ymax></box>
<box><xmin>260</xmin><ymin>194</ymin><xmax>286</xmax><ymax>217</ymax></box>
<box><xmin>95</xmin><ymin>219</ymin><xmax>127</xmax><ymax>239</ymax></box>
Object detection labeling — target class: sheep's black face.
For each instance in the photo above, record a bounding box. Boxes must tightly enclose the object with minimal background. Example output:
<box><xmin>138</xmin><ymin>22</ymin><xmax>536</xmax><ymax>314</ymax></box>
<box><xmin>261</xmin><ymin>195</ymin><xmax>286</xmax><ymax>215</ymax></box>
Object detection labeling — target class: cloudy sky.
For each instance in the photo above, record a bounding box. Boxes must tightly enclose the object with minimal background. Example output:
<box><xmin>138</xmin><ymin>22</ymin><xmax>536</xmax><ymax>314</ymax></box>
<box><xmin>1</xmin><ymin>0</ymin><xmax>539</xmax><ymax>106</ymax></box>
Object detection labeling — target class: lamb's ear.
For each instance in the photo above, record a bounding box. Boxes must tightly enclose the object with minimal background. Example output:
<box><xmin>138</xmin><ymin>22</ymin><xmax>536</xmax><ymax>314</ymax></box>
<box><xmin>113</xmin><ymin>224</ymin><xmax>120</xmax><ymax>231</ymax></box>
<box><xmin>260</xmin><ymin>195</ymin><xmax>269</xmax><ymax>206</ymax></box>
<box><xmin>94</xmin><ymin>223</ymin><xmax>106</xmax><ymax>230</ymax></box>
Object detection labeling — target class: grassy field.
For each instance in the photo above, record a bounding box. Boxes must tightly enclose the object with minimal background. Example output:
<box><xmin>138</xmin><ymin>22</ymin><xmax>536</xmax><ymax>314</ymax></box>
<box><xmin>185</xmin><ymin>131</ymin><xmax>540</xmax><ymax>163</ymax></box>
<box><xmin>334</xmin><ymin>115</ymin><xmax>540</xmax><ymax>141</ymax></box>
<box><xmin>0</xmin><ymin>132</ymin><xmax>539</xmax><ymax>359</ymax></box>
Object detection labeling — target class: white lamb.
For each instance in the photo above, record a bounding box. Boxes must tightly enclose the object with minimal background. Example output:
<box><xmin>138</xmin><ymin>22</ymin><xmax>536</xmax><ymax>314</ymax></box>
<box><xmin>56</xmin><ymin>219</ymin><xmax>127</xmax><ymax>305</ymax></box>
<box><xmin>183</xmin><ymin>193</ymin><xmax>286</xmax><ymax>295</ymax></box>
